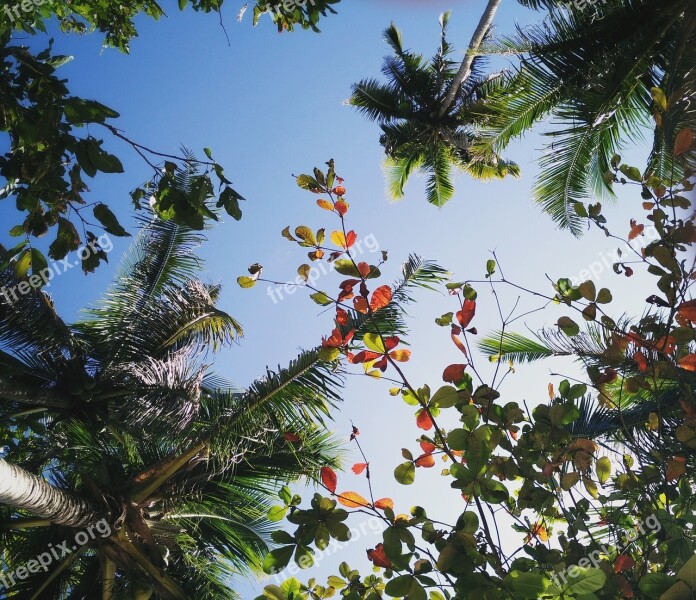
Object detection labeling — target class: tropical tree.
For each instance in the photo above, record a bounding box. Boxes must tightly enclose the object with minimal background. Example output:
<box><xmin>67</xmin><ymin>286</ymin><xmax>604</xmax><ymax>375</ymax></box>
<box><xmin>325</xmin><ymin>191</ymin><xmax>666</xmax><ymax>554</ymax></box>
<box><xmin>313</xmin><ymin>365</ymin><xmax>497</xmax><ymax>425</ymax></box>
<box><xmin>0</xmin><ymin>209</ymin><xmax>333</xmax><ymax>599</ymax></box>
<box><xmin>471</xmin><ymin>0</ymin><xmax>695</xmax><ymax>233</ymax></box>
<box><xmin>0</xmin><ymin>161</ymin><xmax>441</xmax><ymax>598</ymax></box>
<box><xmin>350</xmin><ymin>11</ymin><xmax>519</xmax><ymax>207</ymax></box>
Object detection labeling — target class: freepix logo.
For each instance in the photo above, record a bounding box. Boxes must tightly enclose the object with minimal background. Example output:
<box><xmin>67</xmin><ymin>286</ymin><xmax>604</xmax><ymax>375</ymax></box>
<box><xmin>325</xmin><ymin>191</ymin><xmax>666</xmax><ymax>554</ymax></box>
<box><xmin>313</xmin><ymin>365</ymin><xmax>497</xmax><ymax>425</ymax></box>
<box><xmin>3</xmin><ymin>0</ymin><xmax>48</xmax><ymax>23</ymax></box>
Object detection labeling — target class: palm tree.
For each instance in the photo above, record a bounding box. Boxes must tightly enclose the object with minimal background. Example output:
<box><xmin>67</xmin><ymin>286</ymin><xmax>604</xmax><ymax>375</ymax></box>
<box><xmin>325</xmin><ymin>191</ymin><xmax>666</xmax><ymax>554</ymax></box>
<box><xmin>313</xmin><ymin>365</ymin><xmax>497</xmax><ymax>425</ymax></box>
<box><xmin>350</xmin><ymin>11</ymin><xmax>519</xmax><ymax>207</ymax></box>
<box><xmin>472</xmin><ymin>0</ymin><xmax>695</xmax><ymax>234</ymax></box>
<box><xmin>0</xmin><ymin>206</ymin><xmax>445</xmax><ymax>598</ymax></box>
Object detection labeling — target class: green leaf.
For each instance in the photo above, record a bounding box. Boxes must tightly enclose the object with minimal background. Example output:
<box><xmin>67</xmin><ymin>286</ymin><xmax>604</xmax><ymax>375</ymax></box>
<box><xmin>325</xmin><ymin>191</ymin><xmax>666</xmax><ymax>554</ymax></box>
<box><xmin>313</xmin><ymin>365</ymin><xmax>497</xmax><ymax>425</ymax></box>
<box><xmin>64</xmin><ymin>98</ymin><xmax>119</xmax><ymax>124</ymax></box>
<box><xmin>267</xmin><ymin>505</ymin><xmax>288</xmax><ymax>522</ymax></box>
<box><xmin>13</xmin><ymin>248</ymin><xmax>32</xmax><ymax>279</ymax></box>
<box><xmin>431</xmin><ymin>385</ymin><xmax>459</xmax><ymax>409</ymax></box>
<box><xmin>30</xmin><ymin>248</ymin><xmax>48</xmax><ymax>277</ymax></box>
<box><xmin>262</xmin><ymin>546</ymin><xmax>294</xmax><ymax>574</ymax></box>
<box><xmin>562</xmin><ymin>568</ymin><xmax>605</xmax><ymax>594</ymax></box>
<box><xmin>486</xmin><ymin>259</ymin><xmax>496</xmax><ymax>276</ymax></box>
<box><xmin>557</xmin><ymin>316</ymin><xmax>580</xmax><ymax>337</ymax></box>
<box><xmin>94</xmin><ymin>204</ymin><xmax>129</xmax><ymax>237</ymax></box>
<box><xmin>385</xmin><ymin>575</ymin><xmax>425</xmax><ymax>599</ymax></box>
<box><xmin>620</xmin><ymin>165</ymin><xmax>643</xmax><ymax>182</ymax></box>
<box><xmin>677</xmin><ymin>554</ymin><xmax>696</xmax><ymax>588</ymax></box>
<box><xmin>596</xmin><ymin>288</ymin><xmax>612</xmax><ymax>304</ymax></box>
<box><xmin>596</xmin><ymin>457</ymin><xmax>611</xmax><ymax>485</ymax></box>
<box><xmin>435</xmin><ymin>312</ymin><xmax>453</xmax><ymax>327</ymax></box>
<box><xmin>638</xmin><ymin>573</ymin><xmax>678</xmax><ymax>599</ymax></box>
<box><xmin>394</xmin><ymin>461</ymin><xmax>416</xmax><ymax>485</ymax></box>
<box><xmin>218</xmin><ymin>186</ymin><xmax>244</xmax><ymax>220</ymax></box>
<box><xmin>561</xmin><ymin>472</ymin><xmax>580</xmax><ymax>491</ymax></box>
<box><xmin>363</xmin><ymin>333</ymin><xmax>386</xmax><ymax>354</ymax></box>
<box><xmin>504</xmin><ymin>571</ymin><xmax>549</xmax><ymax>598</ymax></box>
<box><xmin>578</xmin><ymin>280</ymin><xmax>596</xmax><ymax>301</ymax></box>
<box><xmin>237</xmin><ymin>276</ymin><xmax>257</xmax><ymax>289</ymax></box>
<box><xmin>310</xmin><ymin>292</ymin><xmax>332</xmax><ymax>306</ymax></box>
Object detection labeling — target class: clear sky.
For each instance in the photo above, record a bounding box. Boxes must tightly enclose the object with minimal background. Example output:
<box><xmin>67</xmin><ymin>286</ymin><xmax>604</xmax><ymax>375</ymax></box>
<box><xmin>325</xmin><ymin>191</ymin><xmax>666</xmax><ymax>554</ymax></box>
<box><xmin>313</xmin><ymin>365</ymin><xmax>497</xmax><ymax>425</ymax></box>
<box><xmin>0</xmin><ymin>0</ymin><xmax>662</xmax><ymax>596</ymax></box>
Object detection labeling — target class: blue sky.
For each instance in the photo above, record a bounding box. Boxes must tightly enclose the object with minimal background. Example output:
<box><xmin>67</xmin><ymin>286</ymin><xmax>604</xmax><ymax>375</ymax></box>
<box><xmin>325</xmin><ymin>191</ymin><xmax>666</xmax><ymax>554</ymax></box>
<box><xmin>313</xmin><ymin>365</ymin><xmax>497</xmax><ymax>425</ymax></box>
<box><xmin>0</xmin><ymin>0</ymin><xmax>663</xmax><ymax>595</ymax></box>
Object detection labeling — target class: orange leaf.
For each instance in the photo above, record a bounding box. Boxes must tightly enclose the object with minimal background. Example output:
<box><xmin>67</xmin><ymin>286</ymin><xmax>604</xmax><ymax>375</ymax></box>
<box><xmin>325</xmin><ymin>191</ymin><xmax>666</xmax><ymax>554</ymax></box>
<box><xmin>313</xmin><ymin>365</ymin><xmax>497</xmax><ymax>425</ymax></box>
<box><xmin>370</xmin><ymin>286</ymin><xmax>393</xmax><ymax>312</ymax></box>
<box><xmin>345</xmin><ymin>230</ymin><xmax>357</xmax><ymax>249</ymax></box>
<box><xmin>283</xmin><ymin>432</ymin><xmax>301</xmax><ymax>442</ymax></box>
<box><xmin>654</xmin><ymin>335</ymin><xmax>676</xmax><ymax>355</ymax></box>
<box><xmin>335</xmin><ymin>200</ymin><xmax>348</xmax><ymax>216</ymax></box>
<box><xmin>548</xmin><ymin>383</ymin><xmax>554</xmax><ymax>399</ymax></box>
<box><xmin>367</xmin><ymin>543</ymin><xmax>391</xmax><ymax>568</ymax></box>
<box><xmin>666</xmin><ymin>456</ymin><xmax>687</xmax><ymax>481</ymax></box>
<box><xmin>456</xmin><ymin>299</ymin><xmax>476</xmax><ymax>328</ymax></box>
<box><xmin>629</xmin><ymin>220</ymin><xmax>644</xmax><ymax>241</ymax></box>
<box><xmin>353</xmin><ymin>296</ymin><xmax>369</xmax><ymax>314</ymax></box>
<box><xmin>336</xmin><ymin>307</ymin><xmax>349</xmax><ymax>326</ymax></box>
<box><xmin>678</xmin><ymin>299</ymin><xmax>696</xmax><ymax>322</ymax></box>
<box><xmin>420</xmin><ymin>441</ymin><xmax>436</xmax><ymax>454</ymax></box>
<box><xmin>317</xmin><ymin>199</ymin><xmax>334</xmax><ymax>211</ymax></box>
<box><xmin>674</xmin><ymin>128</ymin><xmax>694</xmax><ymax>156</ymax></box>
<box><xmin>389</xmin><ymin>349</ymin><xmax>411</xmax><ymax>362</ymax></box>
<box><xmin>374</xmin><ymin>498</ymin><xmax>394</xmax><ymax>510</ymax></box>
<box><xmin>337</xmin><ymin>491</ymin><xmax>370</xmax><ymax>508</ymax></box>
<box><xmin>357</xmin><ymin>262</ymin><xmax>371</xmax><ymax>278</ymax></box>
<box><xmin>415</xmin><ymin>453</ymin><xmax>435</xmax><ymax>468</ymax></box>
<box><xmin>320</xmin><ymin>466</ymin><xmax>337</xmax><ymax>493</ymax></box>
<box><xmin>352</xmin><ymin>463</ymin><xmax>368</xmax><ymax>475</ymax></box>
<box><xmin>416</xmin><ymin>409</ymin><xmax>433</xmax><ymax>431</ymax></box>
<box><xmin>678</xmin><ymin>354</ymin><xmax>696</xmax><ymax>371</ymax></box>
<box><xmin>614</xmin><ymin>554</ymin><xmax>635</xmax><ymax>573</ymax></box>
<box><xmin>633</xmin><ymin>351</ymin><xmax>647</xmax><ymax>372</ymax></box>
<box><xmin>443</xmin><ymin>363</ymin><xmax>467</xmax><ymax>383</ymax></box>
<box><xmin>451</xmin><ymin>332</ymin><xmax>468</xmax><ymax>356</ymax></box>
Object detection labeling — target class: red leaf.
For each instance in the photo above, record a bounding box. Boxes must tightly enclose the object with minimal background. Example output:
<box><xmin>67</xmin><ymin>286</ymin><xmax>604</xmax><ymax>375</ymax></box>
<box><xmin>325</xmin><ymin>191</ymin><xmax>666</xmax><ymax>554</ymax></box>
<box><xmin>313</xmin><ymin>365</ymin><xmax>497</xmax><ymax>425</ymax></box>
<box><xmin>352</xmin><ymin>463</ymin><xmax>368</xmax><ymax>475</ymax></box>
<box><xmin>384</xmin><ymin>336</ymin><xmax>399</xmax><ymax>351</ymax></box>
<box><xmin>335</xmin><ymin>200</ymin><xmax>348</xmax><ymax>216</ymax></box>
<box><xmin>346</xmin><ymin>230</ymin><xmax>357</xmax><ymax>249</ymax></box>
<box><xmin>420</xmin><ymin>441</ymin><xmax>436</xmax><ymax>454</ymax></box>
<box><xmin>415</xmin><ymin>453</ymin><xmax>436</xmax><ymax>468</ymax></box>
<box><xmin>336</xmin><ymin>307</ymin><xmax>349</xmax><ymax>326</ymax></box>
<box><xmin>353</xmin><ymin>296</ymin><xmax>369</xmax><ymax>313</ymax></box>
<box><xmin>456</xmin><ymin>299</ymin><xmax>476</xmax><ymax>328</ymax></box>
<box><xmin>614</xmin><ymin>554</ymin><xmax>635</xmax><ymax>573</ymax></box>
<box><xmin>674</xmin><ymin>128</ymin><xmax>694</xmax><ymax>156</ymax></box>
<box><xmin>322</xmin><ymin>328</ymin><xmax>343</xmax><ymax>348</ymax></box>
<box><xmin>367</xmin><ymin>543</ymin><xmax>391</xmax><ymax>568</ymax></box>
<box><xmin>416</xmin><ymin>410</ymin><xmax>433</xmax><ymax>431</ymax></box>
<box><xmin>351</xmin><ymin>350</ymin><xmax>383</xmax><ymax>364</ymax></box>
<box><xmin>283</xmin><ymin>433</ymin><xmax>301</xmax><ymax>442</ymax></box>
<box><xmin>374</xmin><ymin>498</ymin><xmax>394</xmax><ymax>510</ymax></box>
<box><xmin>443</xmin><ymin>363</ymin><xmax>467</xmax><ymax>383</ymax></box>
<box><xmin>337</xmin><ymin>491</ymin><xmax>370</xmax><ymax>508</ymax></box>
<box><xmin>358</xmin><ymin>262</ymin><xmax>371</xmax><ymax>278</ymax></box>
<box><xmin>320</xmin><ymin>466</ymin><xmax>337</xmax><ymax>493</ymax></box>
<box><xmin>633</xmin><ymin>351</ymin><xmax>647</xmax><ymax>372</ymax></box>
<box><xmin>370</xmin><ymin>286</ymin><xmax>393</xmax><ymax>312</ymax></box>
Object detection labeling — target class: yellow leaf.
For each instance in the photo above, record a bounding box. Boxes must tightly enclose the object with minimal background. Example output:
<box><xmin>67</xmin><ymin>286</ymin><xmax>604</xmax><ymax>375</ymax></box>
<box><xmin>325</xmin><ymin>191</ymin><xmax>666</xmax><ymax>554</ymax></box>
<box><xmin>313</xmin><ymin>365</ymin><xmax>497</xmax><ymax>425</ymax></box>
<box><xmin>596</xmin><ymin>457</ymin><xmax>611</xmax><ymax>485</ymax></box>
<box><xmin>336</xmin><ymin>491</ymin><xmax>370</xmax><ymax>508</ymax></box>
<box><xmin>330</xmin><ymin>230</ymin><xmax>346</xmax><ymax>248</ymax></box>
<box><xmin>317</xmin><ymin>199</ymin><xmax>334</xmax><ymax>211</ymax></box>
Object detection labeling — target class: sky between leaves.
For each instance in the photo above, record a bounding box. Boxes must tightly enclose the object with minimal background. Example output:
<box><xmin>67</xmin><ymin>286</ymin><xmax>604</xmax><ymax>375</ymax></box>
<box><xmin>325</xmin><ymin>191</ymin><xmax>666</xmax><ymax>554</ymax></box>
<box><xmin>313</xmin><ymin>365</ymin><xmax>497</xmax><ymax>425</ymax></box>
<box><xmin>0</xmin><ymin>0</ymin><xmax>664</xmax><ymax>594</ymax></box>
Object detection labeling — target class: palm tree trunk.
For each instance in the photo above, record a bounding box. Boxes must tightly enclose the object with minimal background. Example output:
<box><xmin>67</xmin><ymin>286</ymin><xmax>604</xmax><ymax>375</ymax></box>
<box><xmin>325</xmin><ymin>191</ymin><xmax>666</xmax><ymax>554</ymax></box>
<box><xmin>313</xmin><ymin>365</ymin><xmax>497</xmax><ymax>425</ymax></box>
<box><xmin>439</xmin><ymin>0</ymin><xmax>503</xmax><ymax>117</ymax></box>
<box><xmin>0</xmin><ymin>458</ymin><xmax>106</xmax><ymax>527</ymax></box>
<box><xmin>0</xmin><ymin>376</ymin><xmax>76</xmax><ymax>409</ymax></box>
